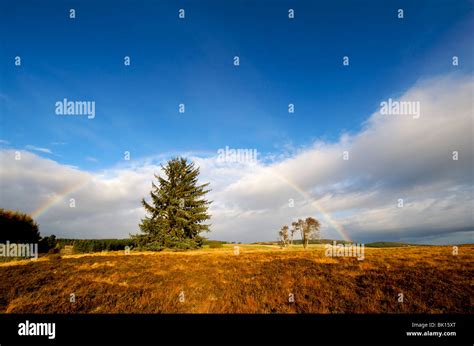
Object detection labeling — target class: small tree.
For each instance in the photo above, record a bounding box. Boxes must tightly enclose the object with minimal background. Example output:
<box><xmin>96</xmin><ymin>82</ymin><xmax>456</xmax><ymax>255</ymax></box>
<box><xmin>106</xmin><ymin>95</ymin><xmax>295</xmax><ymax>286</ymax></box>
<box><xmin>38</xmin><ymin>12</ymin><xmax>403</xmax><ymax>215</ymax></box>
<box><xmin>278</xmin><ymin>225</ymin><xmax>290</xmax><ymax>248</ymax></box>
<box><xmin>134</xmin><ymin>157</ymin><xmax>212</xmax><ymax>249</ymax></box>
<box><xmin>290</xmin><ymin>221</ymin><xmax>298</xmax><ymax>245</ymax></box>
<box><xmin>295</xmin><ymin>217</ymin><xmax>321</xmax><ymax>249</ymax></box>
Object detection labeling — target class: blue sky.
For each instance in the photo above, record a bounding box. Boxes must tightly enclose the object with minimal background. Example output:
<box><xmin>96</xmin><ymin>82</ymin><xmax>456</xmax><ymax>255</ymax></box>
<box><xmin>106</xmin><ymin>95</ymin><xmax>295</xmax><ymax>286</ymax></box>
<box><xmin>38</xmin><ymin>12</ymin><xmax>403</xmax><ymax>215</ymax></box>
<box><xmin>1</xmin><ymin>0</ymin><xmax>472</xmax><ymax>170</ymax></box>
<box><xmin>0</xmin><ymin>0</ymin><xmax>473</xmax><ymax>243</ymax></box>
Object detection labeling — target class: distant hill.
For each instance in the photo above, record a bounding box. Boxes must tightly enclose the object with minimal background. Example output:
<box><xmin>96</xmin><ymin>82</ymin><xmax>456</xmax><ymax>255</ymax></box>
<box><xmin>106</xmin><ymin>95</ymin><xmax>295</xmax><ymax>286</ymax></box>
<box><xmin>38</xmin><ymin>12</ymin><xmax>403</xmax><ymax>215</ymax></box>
<box><xmin>252</xmin><ymin>239</ymin><xmax>423</xmax><ymax>248</ymax></box>
<box><xmin>365</xmin><ymin>241</ymin><xmax>420</xmax><ymax>248</ymax></box>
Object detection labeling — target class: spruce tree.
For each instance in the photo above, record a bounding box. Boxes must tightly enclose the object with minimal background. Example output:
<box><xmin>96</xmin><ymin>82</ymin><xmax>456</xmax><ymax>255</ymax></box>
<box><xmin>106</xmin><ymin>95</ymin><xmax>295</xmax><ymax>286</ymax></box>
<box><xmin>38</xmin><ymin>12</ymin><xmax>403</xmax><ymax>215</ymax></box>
<box><xmin>136</xmin><ymin>157</ymin><xmax>211</xmax><ymax>249</ymax></box>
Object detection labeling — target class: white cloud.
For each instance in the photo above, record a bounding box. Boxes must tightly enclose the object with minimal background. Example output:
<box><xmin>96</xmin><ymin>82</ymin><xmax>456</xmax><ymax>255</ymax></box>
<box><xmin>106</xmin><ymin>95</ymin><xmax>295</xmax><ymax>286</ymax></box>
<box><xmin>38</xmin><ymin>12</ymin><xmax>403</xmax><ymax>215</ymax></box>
<box><xmin>0</xmin><ymin>74</ymin><xmax>472</xmax><ymax>244</ymax></box>
<box><xmin>24</xmin><ymin>145</ymin><xmax>53</xmax><ymax>154</ymax></box>
<box><xmin>86</xmin><ymin>156</ymin><xmax>99</xmax><ymax>163</ymax></box>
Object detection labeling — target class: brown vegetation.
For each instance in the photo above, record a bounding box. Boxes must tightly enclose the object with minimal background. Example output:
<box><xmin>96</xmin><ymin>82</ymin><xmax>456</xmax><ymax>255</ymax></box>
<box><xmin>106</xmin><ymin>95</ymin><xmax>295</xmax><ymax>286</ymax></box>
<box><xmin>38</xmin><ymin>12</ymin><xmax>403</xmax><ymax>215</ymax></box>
<box><xmin>0</xmin><ymin>244</ymin><xmax>472</xmax><ymax>313</ymax></box>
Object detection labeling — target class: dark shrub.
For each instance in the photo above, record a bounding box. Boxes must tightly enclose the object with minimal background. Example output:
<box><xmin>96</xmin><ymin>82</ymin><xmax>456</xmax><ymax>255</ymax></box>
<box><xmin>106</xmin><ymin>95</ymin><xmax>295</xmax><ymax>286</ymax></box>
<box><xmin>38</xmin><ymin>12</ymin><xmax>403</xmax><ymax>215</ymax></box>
<box><xmin>208</xmin><ymin>241</ymin><xmax>223</xmax><ymax>248</ymax></box>
<box><xmin>72</xmin><ymin>239</ymin><xmax>136</xmax><ymax>253</ymax></box>
<box><xmin>0</xmin><ymin>209</ymin><xmax>40</xmax><ymax>243</ymax></box>
<box><xmin>47</xmin><ymin>248</ymin><xmax>60</xmax><ymax>255</ymax></box>
<box><xmin>39</xmin><ymin>235</ymin><xmax>57</xmax><ymax>253</ymax></box>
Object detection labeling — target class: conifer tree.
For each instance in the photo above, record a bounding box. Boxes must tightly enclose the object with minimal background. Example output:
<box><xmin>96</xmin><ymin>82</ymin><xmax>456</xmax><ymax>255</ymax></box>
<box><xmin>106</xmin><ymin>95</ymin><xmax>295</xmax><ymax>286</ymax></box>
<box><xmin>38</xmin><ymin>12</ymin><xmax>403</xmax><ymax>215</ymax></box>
<box><xmin>136</xmin><ymin>157</ymin><xmax>211</xmax><ymax>249</ymax></box>
<box><xmin>0</xmin><ymin>209</ymin><xmax>40</xmax><ymax>243</ymax></box>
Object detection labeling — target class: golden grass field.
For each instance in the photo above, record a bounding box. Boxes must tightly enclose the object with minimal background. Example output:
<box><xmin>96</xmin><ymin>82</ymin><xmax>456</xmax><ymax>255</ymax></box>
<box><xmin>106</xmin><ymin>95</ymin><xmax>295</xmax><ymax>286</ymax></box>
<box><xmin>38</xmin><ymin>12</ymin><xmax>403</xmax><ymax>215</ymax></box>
<box><xmin>0</xmin><ymin>244</ymin><xmax>472</xmax><ymax>313</ymax></box>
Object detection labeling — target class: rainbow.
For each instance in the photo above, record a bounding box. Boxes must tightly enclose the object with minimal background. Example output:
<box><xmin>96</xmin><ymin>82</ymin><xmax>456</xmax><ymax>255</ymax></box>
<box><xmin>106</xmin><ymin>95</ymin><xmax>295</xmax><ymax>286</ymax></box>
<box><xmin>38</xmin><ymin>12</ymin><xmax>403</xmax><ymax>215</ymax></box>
<box><xmin>266</xmin><ymin>167</ymin><xmax>352</xmax><ymax>242</ymax></box>
<box><xmin>28</xmin><ymin>163</ymin><xmax>351</xmax><ymax>242</ymax></box>
<box><xmin>30</xmin><ymin>178</ymin><xmax>91</xmax><ymax>219</ymax></box>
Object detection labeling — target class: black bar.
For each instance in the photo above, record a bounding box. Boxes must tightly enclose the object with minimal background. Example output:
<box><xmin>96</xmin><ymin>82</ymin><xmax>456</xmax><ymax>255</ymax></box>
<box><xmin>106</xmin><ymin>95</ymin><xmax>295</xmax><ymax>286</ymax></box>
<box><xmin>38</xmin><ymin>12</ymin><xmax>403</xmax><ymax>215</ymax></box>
<box><xmin>0</xmin><ymin>314</ymin><xmax>472</xmax><ymax>345</ymax></box>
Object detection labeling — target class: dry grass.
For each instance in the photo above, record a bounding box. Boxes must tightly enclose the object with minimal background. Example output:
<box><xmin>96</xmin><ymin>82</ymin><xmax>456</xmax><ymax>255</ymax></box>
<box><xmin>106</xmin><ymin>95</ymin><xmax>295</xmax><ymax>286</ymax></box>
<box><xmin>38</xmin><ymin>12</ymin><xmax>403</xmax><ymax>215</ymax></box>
<box><xmin>0</xmin><ymin>244</ymin><xmax>472</xmax><ymax>313</ymax></box>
